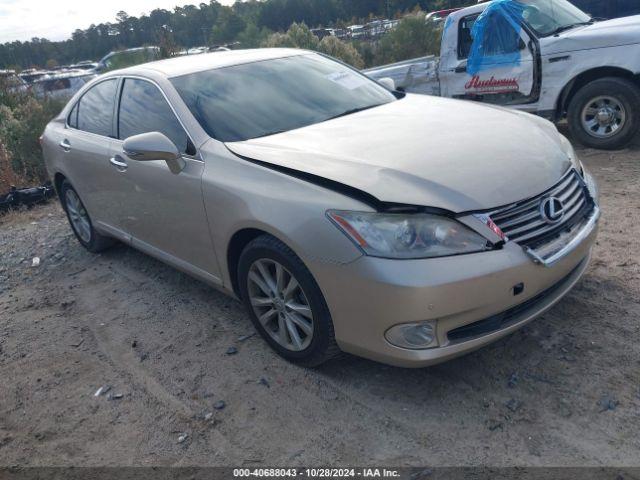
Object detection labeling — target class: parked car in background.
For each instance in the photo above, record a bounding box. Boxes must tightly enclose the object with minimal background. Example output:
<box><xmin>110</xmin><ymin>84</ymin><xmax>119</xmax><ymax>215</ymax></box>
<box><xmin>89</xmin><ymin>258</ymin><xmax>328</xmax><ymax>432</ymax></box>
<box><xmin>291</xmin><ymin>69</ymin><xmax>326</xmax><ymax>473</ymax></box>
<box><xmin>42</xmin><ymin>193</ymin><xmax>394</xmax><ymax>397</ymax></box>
<box><xmin>0</xmin><ymin>69</ymin><xmax>28</xmax><ymax>92</ymax></box>
<box><xmin>311</xmin><ymin>28</ymin><xmax>334</xmax><ymax>40</ymax></box>
<box><xmin>19</xmin><ymin>69</ymin><xmax>50</xmax><ymax>84</ymax></box>
<box><xmin>425</xmin><ymin>8</ymin><xmax>462</xmax><ymax>23</ymax></box>
<box><xmin>348</xmin><ymin>25</ymin><xmax>367</xmax><ymax>39</ymax></box>
<box><xmin>97</xmin><ymin>46</ymin><xmax>161</xmax><ymax>72</ymax></box>
<box><xmin>367</xmin><ymin>0</ymin><xmax>640</xmax><ymax>150</ymax></box>
<box><xmin>68</xmin><ymin>61</ymin><xmax>100</xmax><ymax>72</ymax></box>
<box><xmin>31</xmin><ymin>70</ymin><xmax>96</xmax><ymax>100</ymax></box>
<box><xmin>42</xmin><ymin>49</ymin><xmax>599</xmax><ymax>368</ymax></box>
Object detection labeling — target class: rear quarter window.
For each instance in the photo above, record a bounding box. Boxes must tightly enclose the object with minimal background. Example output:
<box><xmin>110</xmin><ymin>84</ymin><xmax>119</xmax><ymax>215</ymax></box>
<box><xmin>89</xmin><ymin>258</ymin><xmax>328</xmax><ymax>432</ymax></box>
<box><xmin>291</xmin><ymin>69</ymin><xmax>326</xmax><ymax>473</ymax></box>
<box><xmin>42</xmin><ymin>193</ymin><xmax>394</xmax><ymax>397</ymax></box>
<box><xmin>68</xmin><ymin>103</ymin><xmax>79</xmax><ymax>129</ymax></box>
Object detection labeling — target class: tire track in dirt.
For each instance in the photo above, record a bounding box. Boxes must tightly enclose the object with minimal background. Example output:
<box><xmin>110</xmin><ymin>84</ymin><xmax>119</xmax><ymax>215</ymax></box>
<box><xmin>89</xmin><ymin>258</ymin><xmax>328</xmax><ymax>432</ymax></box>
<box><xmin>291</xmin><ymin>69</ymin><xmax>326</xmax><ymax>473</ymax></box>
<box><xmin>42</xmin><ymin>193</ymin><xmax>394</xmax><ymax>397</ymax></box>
<box><xmin>71</xmin><ymin>263</ymin><xmax>238</xmax><ymax>465</ymax></box>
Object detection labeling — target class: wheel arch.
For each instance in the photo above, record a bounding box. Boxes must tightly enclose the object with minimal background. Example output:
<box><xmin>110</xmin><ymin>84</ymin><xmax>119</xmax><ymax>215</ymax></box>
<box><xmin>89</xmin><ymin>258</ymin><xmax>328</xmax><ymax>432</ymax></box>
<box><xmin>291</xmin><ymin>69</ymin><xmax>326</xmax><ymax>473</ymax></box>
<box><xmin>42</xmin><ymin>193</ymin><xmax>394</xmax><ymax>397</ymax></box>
<box><xmin>53</xmin><ymin>172</ymin><xmax>68</xmax><ymax>204</ymax></box>
<box><xmin>556</xmin><ymin>67</ymin><xmax>640</xmax><ymax>120</ymax></box>
<box><xmin>227</xmin><ymin>226</ymin><xmax>299</xmax><ymax>298</ymax></box>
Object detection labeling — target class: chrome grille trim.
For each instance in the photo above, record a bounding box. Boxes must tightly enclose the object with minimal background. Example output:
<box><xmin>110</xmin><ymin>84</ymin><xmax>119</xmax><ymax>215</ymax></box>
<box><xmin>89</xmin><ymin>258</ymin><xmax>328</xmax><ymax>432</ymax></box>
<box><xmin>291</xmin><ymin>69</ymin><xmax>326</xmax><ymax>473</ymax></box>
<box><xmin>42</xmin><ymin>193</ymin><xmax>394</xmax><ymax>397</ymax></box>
<box><xmin>488</xmin><ymin>169</ymin><xmax>595</xmax><ymax>261</ymax></box>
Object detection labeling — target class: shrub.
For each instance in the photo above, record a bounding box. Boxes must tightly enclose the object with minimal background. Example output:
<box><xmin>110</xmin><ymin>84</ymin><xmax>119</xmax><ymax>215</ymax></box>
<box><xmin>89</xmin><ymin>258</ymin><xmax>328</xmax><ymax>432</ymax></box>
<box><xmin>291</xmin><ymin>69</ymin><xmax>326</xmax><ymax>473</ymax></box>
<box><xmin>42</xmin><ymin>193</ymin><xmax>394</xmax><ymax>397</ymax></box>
<box><xmin>262</xmin><ymin>22</ymin><xmax>364</xmax><ymax>68</ymax></box>
<box><xmin>318</xmin><ymin>36</ymin><xmax>364</xmax><ymax>69</ymax></box>
<box><xmin>0</xmin><ymin>84</ymin><xmax>64</xmax><ymax>191</ymax></box>
<box><xmin>374</xmin><ymin>13</ymin><xmax>442</xmax><ymax>66</ymax></box>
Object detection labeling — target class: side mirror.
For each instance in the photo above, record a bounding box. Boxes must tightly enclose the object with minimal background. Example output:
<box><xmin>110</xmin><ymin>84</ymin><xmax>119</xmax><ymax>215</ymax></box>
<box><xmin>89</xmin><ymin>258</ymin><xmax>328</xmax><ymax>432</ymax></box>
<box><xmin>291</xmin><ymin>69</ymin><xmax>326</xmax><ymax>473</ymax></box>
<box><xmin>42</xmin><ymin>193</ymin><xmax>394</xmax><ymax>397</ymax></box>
<box><xmin>123</xmin><ymin>131</ymin><xmax>185</xmax><ymax>174</ymax></box>
<box><xmin>378</xmin><ymin>77</ymin><xmax>396</xmax><ymax>91</ymax></box>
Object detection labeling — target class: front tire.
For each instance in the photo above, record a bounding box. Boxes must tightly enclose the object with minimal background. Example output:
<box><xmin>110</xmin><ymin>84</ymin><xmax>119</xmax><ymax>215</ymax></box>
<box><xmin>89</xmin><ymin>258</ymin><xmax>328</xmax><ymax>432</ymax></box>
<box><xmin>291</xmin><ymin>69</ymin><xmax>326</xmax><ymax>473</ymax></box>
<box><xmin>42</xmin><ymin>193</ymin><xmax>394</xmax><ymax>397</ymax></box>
<box><xmin>237</xmin><ymin>235</ymin><xmax>340</xmax><ymax>367</ymax></box>
<box><xmin>567</xmin><ymin>77</ymin><xmax>640</xmax><ymax>150</ymax></box>
<box><xmin>60</xmin><ymin>180</ymin><xmax>114</xmax><ymax>253</ymax></box>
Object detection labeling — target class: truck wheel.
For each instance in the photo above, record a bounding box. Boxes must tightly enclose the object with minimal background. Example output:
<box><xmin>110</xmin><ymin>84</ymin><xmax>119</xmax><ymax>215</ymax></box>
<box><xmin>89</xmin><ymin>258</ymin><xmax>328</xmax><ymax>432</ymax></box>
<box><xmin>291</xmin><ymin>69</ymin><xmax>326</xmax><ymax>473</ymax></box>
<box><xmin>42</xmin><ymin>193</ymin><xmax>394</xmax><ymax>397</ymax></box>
<box><xmin>568</xmin><ymin>77</ymin><xmax>640</xmax><ymax>150</ymax></box>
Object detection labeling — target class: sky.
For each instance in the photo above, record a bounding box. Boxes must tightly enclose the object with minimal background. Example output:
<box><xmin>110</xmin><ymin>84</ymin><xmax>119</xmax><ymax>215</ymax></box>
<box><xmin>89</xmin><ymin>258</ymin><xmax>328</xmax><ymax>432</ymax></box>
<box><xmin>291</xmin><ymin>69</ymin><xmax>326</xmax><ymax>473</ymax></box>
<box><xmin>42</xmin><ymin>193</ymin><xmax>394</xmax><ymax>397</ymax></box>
<box><xmin>0</xmin><ymin>0</ymin><xmax>235</xmax><ymax>43</ymax></box>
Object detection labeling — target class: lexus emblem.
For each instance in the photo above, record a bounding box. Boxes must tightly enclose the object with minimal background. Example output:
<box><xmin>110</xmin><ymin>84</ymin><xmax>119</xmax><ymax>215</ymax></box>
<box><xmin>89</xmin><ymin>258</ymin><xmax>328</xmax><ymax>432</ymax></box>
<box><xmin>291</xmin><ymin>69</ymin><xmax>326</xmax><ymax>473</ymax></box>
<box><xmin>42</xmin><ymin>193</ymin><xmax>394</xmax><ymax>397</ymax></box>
<box><xmin>540</xmin><ymin>197</ymin><xmax>565</xmax><ymax>224</ymax></box>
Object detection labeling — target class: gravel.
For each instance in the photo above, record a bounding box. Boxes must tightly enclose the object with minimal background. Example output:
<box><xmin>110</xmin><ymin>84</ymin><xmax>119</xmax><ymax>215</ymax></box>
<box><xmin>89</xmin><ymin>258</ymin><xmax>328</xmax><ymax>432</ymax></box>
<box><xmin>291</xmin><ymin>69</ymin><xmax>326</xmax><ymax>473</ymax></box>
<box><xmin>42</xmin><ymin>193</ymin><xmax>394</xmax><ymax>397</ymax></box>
<box><xmin>0</xmin><ymin>141</ymin><xmax>639</xmax><ymax>466</ymax></box>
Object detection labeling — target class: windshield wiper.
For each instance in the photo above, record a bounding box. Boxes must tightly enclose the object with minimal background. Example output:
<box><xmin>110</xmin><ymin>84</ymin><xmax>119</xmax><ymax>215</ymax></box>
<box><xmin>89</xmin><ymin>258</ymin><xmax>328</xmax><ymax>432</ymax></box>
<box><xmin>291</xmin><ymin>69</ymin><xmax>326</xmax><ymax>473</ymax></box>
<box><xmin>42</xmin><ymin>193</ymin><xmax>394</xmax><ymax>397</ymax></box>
<box><xmin>250</xmin><ymin>104</ymin><xmax>386</xmax><ymax>139</ymax></box>
<box><xmin>548</xmin><ymin>21</ymin><xmax>593</xmax><ymax>36</ymax></box>
<box><xmin>326</xmin><ymin>104</ymin><xmax>382</xmax><ymax>121</ymax></box>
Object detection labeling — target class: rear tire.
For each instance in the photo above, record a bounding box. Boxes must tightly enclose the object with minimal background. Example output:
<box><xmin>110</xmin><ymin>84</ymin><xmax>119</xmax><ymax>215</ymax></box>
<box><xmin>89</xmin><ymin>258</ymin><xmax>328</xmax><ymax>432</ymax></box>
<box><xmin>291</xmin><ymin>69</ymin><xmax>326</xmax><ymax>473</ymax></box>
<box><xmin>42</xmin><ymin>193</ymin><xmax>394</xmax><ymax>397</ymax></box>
<box><xmin>60</xmin><ymin>180</ymin><xmax>114</xmax><ymax>253</ymax></box>
<box><xmin>567</xmin><ymin>77</ymin><xmax>640</xmax><ymax>150</ymax></box>
<box><xmin>237</xmin><ymin>234</ymin><xmax>341</xmax><ymax>367</ymax></box>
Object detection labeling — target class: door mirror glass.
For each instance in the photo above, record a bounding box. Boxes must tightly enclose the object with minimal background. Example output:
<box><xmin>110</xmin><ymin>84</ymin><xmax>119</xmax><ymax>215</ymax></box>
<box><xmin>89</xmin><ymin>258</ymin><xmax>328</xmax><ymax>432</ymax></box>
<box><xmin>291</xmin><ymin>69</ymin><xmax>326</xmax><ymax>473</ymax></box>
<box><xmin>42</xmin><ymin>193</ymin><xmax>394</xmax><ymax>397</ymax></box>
<box><xmin>123</xmin><ymin>131</ymin><xmax>185</xmax><ymax>174</ymax></box>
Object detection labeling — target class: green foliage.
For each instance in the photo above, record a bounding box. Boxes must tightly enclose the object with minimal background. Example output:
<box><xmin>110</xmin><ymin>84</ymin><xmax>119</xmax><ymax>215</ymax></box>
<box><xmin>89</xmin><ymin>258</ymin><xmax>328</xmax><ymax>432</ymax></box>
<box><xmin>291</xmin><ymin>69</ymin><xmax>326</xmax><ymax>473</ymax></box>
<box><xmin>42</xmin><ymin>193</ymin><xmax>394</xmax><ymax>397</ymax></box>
<box><xmin>236</xmin><ymin>22</ymin><xmax>272</xmax><ymax>49</ymax></box>
<box><xmin>318</xmin><ymin>36</ymin><xmax>364</xmax><ymax>69</ymax></box>
<box><xmin>157</xmin><ymin>28</ymin><xmax>179</xmax><ymax>59</ymax></box>
<box><xmin>0</xmin><ymin>84</ymin><xmax>64</xmax><ymax>185</ymax></box>
<box><xmin>102</xmin><ymin>48</ymin><xmax>160</xmax><ymax>71</ymax></box>
<box><xmin>374</xmin><ymin>13</ymin><xmax>442</xmax><ymax>65</ymax></box>
<box><xmin>0</xmin><ymin>0</ymin><xmax>466</xmax><ymax>69</ymax></box>
<box><xmin>262</xmin><ymin>23</ymin><xmax>364</xmax><ymax>68</ymax></box>
<box><xmin>211</xmin><ymin>7</ymin><xmax>247</xmax><ymax>45</ymax></box>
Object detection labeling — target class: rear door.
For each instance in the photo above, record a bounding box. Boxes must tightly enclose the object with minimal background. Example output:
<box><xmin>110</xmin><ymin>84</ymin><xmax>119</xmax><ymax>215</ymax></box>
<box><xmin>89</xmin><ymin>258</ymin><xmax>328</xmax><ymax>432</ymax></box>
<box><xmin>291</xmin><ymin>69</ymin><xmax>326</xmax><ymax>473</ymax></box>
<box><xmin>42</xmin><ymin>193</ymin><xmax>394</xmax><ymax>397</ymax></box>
<box><xmin>107</xmin><ymin>77</ymin><xmax>219</xmax><ymax>277</ymax></box>
<box><xmin>440</xmin><ymin>9</ymin><xmax>536</xmax><ymax>104</ymax></box>
<box><xmin>59</xmin><ymin>78</ymin><xmax>120</xmax><ymax>228</ymax></box>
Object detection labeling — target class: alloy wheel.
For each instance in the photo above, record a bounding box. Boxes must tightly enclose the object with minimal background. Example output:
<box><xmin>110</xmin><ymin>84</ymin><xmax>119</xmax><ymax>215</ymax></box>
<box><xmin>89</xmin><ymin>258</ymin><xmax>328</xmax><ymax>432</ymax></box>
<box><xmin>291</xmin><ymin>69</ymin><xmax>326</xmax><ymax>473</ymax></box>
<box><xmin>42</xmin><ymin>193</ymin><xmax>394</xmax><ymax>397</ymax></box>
<box><xmin>247</xmin><ymin>258</ymin><xmax>314</xmax><ymax>352</ymax></box>
<box><xmin>65</xmin><ymin>189</ymin><xmax>91</xmax><ymax>243</ymax></box>
<box><xmin>581</xmin><ymin>95</ymin><xmax>626</xmax><ymax>139</ymax></box>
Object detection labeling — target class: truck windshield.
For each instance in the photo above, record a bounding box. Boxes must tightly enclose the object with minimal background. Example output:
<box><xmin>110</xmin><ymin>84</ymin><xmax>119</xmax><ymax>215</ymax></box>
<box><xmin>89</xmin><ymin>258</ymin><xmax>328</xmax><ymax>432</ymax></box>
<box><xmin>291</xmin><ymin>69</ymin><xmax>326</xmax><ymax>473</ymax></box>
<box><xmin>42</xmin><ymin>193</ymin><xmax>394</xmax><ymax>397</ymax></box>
<box><xmin>517</xmin><ymin>0</ymin><xmax>592</xmax><ymax>37</ymax></box>
<box><xmin>170</xmin><ymin>53</ymin><xmax>396</xmax><ymax>142</ymax></box>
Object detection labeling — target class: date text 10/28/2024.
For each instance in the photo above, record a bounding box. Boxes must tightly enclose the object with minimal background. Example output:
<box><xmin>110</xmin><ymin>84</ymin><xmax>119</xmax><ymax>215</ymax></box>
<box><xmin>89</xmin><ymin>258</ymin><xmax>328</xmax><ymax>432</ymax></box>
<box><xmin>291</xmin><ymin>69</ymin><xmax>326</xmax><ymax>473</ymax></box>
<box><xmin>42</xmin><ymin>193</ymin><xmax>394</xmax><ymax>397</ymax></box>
<box><xmin>233</xmin><ymin>468</ymin><xmax>401</xmax><ymax>478</ymax></box>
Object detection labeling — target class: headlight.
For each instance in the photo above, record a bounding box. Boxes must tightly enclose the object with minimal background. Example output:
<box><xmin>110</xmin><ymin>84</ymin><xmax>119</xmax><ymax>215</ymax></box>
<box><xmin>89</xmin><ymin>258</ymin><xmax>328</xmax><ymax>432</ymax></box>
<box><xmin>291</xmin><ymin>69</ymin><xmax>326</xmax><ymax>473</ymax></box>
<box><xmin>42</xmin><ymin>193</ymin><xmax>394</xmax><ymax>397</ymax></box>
<box><xmin>327</xmin><ymin>210</ymin><xmax>490</xmax><ymax>259</ymax></box>
<box><xmin>559</xmin><ymin>134</ymin><xmax>583</xmax><ymax>175</ymax></box>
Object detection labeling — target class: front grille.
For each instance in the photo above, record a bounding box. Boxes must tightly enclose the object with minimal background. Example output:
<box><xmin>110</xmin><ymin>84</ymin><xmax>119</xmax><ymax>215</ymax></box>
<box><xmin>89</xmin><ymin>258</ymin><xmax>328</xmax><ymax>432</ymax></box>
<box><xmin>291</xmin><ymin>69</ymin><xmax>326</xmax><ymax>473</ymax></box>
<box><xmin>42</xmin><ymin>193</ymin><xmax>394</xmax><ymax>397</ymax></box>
<box><xmin>490</xmin><ymin>169</ymin><xmax>593</xmax><ymax>249</ymax></box>
<box><xmin>447</xmin><ymin>258</ymin><xmax>586</xmax><ymax>344</ymax></box>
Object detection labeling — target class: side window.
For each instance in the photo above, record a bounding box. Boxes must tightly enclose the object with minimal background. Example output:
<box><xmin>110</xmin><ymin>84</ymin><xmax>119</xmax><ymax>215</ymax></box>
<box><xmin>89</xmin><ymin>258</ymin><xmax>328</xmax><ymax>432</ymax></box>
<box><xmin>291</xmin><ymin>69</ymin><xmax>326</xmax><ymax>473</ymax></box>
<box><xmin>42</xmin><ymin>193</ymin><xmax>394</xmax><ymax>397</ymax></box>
<box><xmin>76</xmin><ymin>79</ymin><xmax>118</xmax><ymax>136</ymax></box>
<box><xmin>479</xmin><ymin>11</ymin><xmax>521</xmax><ymax>57</ymax></box>
<box><xmin>458</xmin><ymin>15</ymin><xmax>479</xmax><ymax>59</ymax></box>
<box><xmin>118</xmin><ymin>78</ymin><xmax>192</xmax><ymax>154</ymax></box>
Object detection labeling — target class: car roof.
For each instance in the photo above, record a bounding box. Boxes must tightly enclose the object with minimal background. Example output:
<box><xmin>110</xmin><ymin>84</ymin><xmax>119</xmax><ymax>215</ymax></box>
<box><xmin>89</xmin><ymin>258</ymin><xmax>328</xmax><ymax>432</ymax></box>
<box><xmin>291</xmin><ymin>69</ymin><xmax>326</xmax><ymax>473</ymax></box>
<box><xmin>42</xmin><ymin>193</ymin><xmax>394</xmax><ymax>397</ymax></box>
<box><xmin>115</xmin><ymin>48</ymin><xmax>307</xmax><ymax>79</ymax></box>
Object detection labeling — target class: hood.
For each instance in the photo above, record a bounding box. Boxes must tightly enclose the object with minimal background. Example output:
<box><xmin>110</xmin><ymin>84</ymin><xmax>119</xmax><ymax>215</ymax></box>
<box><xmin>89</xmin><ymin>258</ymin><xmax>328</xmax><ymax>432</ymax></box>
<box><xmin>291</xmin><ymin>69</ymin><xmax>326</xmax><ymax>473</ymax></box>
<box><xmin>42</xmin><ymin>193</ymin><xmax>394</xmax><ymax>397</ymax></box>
<box><xmin>542</xmin><ymin>15</ymin><xmax>640</xmax><ymax>56</ymax></box>
<box><xmin>226</xmin><ymin>95</ymin><xmax>572</xmax><ymax>213</ymax></box>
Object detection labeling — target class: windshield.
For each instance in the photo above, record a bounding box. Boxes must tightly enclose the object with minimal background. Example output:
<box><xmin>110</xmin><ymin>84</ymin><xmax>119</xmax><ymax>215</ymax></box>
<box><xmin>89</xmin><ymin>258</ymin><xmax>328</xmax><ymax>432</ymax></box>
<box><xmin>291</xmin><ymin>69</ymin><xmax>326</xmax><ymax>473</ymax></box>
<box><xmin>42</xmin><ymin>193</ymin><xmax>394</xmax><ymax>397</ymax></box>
<box><xmin>517</xmin><ymin>0</ymin><xmax>592</xmax><ymax>36</ymax></box>
<box><xmin>170</xmin><ymin>53</ymin><xmax>396</xmax><ymax>143</ymax></box>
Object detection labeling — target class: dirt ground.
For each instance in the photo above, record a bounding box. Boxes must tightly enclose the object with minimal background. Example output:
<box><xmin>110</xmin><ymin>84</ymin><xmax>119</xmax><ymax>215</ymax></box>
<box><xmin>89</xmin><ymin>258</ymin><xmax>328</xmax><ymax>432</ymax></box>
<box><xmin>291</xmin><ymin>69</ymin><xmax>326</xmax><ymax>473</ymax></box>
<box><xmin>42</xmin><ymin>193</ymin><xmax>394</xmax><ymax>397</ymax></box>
<box><xmin>0</xmin><ymin>137</ymin><xmax>639</xmax><ymax>468</ymax></box>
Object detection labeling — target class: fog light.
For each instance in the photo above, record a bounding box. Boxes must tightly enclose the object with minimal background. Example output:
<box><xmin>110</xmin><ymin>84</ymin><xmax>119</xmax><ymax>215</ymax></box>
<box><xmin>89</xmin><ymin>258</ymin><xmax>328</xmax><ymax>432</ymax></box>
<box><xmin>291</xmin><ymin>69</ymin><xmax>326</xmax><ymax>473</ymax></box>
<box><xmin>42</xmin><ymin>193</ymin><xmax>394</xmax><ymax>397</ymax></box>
<box><xmin>385</xmin><ymin>322</ymin><xmax>438</xmax><ymax>350</ymax></box>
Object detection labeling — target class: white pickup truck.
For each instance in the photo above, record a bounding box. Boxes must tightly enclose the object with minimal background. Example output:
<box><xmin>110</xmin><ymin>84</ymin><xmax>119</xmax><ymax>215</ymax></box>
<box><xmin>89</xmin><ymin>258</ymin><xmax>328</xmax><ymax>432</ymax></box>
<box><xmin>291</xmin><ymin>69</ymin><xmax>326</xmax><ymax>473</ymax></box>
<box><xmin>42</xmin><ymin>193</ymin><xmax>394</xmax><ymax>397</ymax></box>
<box><xmin>366</xmin><ymin>0</ymin><xmax>640</xmax><ymax>150</ymax></box>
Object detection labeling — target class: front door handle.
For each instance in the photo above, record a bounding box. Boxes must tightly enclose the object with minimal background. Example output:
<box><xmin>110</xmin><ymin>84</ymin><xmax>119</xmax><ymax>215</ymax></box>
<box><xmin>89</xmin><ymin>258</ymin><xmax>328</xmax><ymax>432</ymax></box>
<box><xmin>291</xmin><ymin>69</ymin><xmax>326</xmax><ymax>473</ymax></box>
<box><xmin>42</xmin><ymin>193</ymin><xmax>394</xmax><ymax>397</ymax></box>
<box><xmin>59</xmin><ymin>139</ymin><xmax>71</xmax><ymax>152</ymax></box>
<box><xmin>109</xmin><ymin>155</ymin><xmax>128</xmax><ymax>172</ymax></box>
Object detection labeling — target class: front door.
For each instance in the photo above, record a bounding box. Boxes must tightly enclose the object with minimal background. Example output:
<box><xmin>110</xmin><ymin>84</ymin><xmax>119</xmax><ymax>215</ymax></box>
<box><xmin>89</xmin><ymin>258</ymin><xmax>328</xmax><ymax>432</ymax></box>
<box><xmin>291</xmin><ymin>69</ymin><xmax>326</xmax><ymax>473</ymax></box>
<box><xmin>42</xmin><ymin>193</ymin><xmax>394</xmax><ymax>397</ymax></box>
<box><xmin>106</xmin><ymin>77</ymin><xmax>220</xmax><ymax>280</ymax></box>
<box><xmin>441</xmin><ymin>9</ymin><xmax>536</xmax><ymax>104</ymax></box>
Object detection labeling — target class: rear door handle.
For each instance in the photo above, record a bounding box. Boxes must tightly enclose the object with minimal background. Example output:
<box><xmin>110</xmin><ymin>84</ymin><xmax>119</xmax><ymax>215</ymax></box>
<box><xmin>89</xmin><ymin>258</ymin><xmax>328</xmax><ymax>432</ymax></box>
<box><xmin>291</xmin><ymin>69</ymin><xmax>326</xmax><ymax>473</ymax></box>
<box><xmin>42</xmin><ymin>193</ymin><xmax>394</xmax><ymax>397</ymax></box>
<box><xmin>59</xmin><ymin>139</ymin><xmax>71</xmax><ymax>152</ymax></box>
<box><xmin>109</xmin><ymin>155</ymin><xmax>128</xmax><ymax>172</ymax></box>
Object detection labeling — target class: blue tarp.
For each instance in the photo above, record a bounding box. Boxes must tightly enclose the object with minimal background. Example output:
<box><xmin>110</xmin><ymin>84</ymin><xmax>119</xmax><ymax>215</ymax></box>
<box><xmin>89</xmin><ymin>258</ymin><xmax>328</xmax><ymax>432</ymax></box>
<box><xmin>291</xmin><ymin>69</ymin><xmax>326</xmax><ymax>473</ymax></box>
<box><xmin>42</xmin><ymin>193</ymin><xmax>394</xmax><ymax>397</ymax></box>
<box><xmin>467</xmin><ymin>0</ymin><xmax>526</xmax><ymax>75</ymax></box>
